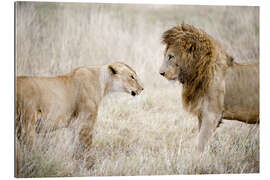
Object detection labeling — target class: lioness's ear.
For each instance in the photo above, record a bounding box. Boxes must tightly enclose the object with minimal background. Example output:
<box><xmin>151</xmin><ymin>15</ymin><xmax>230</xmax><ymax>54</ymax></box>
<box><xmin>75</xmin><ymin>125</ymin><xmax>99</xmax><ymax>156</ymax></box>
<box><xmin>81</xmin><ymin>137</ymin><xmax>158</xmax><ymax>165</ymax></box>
<box><xmin>108</xmin><ymin>65</ymin><xmax>117</xmax><ymax>75</ymax></box>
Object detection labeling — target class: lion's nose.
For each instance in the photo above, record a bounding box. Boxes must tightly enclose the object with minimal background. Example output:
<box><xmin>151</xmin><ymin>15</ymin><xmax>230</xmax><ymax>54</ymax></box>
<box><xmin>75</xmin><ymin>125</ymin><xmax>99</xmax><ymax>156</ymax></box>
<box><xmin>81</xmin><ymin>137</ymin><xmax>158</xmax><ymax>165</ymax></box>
<box><xmin>160</xmin><ymin>72</ymin><xmax>165</xmax><ymax>76</ymax></box>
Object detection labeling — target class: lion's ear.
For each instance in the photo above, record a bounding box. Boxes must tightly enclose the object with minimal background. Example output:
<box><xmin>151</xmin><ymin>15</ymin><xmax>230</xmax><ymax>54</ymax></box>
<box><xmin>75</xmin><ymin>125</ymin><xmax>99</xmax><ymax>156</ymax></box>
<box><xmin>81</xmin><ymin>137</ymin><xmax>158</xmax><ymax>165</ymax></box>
<box><xmin>227</xmin><ymin>56</ymin><xmax>234</xmax><ymax>66</ymax></box>
<box><xmin>186</xmin><ymin>41</ymin><xmax>197</xmax><ymax>55</ymax></box>
<box><xmin>188</xmin><ymin>43</ymin><xmax>195</xmax><ymax>53</ymax></box>
<box><xmin>108</xmin><ymin>65</ymin><xmax>117</xmax><ymax>75</ymax></box>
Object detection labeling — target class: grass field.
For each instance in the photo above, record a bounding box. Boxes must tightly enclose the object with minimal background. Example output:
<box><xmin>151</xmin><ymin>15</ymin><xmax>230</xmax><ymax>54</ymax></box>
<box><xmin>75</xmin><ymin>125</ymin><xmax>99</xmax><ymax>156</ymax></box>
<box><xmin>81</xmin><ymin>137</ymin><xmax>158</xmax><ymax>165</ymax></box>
<box><xmin>15</xmin><ymin>2</ymin><xmax>259</xmax><ymax>177</ymax></box>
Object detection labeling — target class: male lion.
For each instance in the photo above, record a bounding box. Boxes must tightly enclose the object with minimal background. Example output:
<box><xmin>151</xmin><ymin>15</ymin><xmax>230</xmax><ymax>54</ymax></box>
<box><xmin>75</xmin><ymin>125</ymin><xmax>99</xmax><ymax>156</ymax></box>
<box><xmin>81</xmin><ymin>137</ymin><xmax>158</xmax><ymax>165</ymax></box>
<box><xmin>159</xmin><ymin>24</ymin><xmax>259</xmax><ymax>152</ymax></box>
<box><xmin>16</xmin><ymin>62</ymin><xmax>144</xmax><ymax>161</ymax></box>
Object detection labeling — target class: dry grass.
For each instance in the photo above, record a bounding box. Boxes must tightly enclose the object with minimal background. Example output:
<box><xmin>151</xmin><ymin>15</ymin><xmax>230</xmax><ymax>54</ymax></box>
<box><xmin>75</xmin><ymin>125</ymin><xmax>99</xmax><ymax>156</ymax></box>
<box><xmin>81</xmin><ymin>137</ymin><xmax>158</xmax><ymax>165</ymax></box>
<box><xmin>15</xmin><ymin>2</ymin><xmax>259</xmax><ymax>177</ymax></box>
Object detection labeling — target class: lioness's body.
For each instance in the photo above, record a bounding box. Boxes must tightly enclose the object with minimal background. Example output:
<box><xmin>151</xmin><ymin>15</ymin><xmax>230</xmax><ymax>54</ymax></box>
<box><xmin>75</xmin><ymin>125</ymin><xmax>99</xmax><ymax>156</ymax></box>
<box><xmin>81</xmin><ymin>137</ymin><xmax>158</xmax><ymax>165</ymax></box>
<box><xmin>223</xmin><ymin>61</ymin><xmax>259</xmax><ymax>123</ymax></box>
<box><xmin>17</xmin><ymin>67</ymin><xmax>105</xmax><ymax>132</ymax></box>
<box><xmin>16</xmin><ymin>62</ymin><xmax>143</xmax><ymax>161</ymax></box>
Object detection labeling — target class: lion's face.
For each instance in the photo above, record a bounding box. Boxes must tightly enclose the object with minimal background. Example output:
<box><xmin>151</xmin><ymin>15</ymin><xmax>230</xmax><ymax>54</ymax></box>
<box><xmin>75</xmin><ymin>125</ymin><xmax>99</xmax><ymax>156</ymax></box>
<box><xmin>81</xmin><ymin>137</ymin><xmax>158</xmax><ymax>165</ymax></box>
<box><xmin>108</xmin><ymin>63</ymin><xmax>144</xmax><ymax>96</ymax></box>
<box><xmin>159</xmin><ymin>46</ymin><xmax>187</xmax><ymax>82</ymax></box>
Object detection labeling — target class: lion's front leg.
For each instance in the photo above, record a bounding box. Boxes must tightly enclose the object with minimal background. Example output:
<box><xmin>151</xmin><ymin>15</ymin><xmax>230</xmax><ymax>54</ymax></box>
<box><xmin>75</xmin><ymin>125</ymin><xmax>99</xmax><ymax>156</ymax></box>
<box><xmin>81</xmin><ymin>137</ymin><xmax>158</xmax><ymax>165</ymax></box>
<box><xmin>197</xmin><ymin>111</ymin><xmax>222</xmax><ymax>152</ymax></box>
<box><xmin>196</xmin><ymin>84</ymin><xmax>225</xmax><ymax>152</ymax></box>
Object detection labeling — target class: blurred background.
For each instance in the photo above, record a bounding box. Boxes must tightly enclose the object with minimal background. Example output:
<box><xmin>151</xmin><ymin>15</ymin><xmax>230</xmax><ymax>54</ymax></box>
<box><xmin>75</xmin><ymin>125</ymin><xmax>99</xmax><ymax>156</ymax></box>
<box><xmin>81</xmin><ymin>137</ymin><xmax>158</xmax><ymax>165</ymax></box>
<box><xmin>15</xmin><ymin>2</ymin><xmax>259</xmax><ymax>177</ymax></box>
<box><xmin>16</xmin><ymin>2</ymin><xmax>259</xmax><ymax>87</ymax></box>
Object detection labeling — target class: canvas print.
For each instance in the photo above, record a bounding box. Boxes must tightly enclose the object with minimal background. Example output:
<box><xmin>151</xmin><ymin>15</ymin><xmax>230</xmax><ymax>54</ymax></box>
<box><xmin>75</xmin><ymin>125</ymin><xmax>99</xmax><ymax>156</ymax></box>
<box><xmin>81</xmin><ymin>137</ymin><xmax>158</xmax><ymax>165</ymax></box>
<box><xmin>15</xmin><ymin>1</ymin><xmax>259</xmax><ymax>177</ymax></box>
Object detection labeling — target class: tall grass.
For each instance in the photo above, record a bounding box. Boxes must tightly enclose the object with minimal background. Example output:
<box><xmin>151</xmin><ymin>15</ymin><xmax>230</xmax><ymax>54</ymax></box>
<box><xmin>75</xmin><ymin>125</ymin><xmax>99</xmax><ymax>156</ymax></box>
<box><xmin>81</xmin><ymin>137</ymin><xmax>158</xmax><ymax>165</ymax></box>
<box><xmin>15</xmin><ymin>2</ymin><xmax>259</xmax><ymax>177</ymax></box>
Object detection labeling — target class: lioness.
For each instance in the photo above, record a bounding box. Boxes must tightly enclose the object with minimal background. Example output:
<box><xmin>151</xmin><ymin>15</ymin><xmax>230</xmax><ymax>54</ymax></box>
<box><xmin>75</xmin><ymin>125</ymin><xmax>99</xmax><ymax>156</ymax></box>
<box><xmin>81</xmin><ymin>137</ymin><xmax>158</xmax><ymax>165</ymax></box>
<box><xmin>159</xmin><ymin>24</ymin><xmax>259</xmax><ymax>151</ymax></box>
<box><xmin>16</xmin><ymin>62</ymin><xmax>144</xmax><ymax>156</ymax></box>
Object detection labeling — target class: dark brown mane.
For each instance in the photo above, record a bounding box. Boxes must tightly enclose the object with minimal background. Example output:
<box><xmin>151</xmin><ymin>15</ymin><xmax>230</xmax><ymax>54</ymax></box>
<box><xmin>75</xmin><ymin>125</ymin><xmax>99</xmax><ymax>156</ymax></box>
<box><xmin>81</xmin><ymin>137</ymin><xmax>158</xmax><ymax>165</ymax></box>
<box><xmin>162</xmin><ymin>24</ymin><xmax>224</xmax><ymax>114</ymax></box>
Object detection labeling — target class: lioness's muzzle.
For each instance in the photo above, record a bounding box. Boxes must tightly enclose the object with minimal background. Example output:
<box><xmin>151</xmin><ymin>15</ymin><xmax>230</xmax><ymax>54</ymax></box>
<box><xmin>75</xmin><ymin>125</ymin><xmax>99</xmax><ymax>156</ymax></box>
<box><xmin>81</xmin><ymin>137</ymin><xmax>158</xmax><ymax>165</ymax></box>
<box><xmin>131</xmin><ymin>87</ymin><xmax>144</xmax><ymax>96</ymax></box>
<box><xmin>131</xmin><ymin>91</ymin><xmax>136</xmax><ymax>96</ymax></box>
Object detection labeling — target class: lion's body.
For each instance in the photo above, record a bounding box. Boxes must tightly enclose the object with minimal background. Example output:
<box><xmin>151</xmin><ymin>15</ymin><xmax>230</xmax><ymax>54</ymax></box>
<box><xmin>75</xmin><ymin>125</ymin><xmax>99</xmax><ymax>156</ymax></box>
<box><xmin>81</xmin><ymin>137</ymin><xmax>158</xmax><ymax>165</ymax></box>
<box><xmin>159</xmin><ymin>24</ymin><xmax>259</xmax><ymax>151</ymax></box>
<box><xmin>223</xmin><ymin>61</ymin><xmax>259</xmax><ymax>123</ymax></box>
<box><xmin>16</xmin><ymin>62</ymin><xmax>143</xmax><ymax>164</ymax></box>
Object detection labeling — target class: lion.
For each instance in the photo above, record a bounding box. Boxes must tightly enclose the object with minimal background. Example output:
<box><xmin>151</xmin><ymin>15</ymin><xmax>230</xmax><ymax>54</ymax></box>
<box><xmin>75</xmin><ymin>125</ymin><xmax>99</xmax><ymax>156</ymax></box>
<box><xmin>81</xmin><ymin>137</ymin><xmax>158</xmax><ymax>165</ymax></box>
<box><xmin>16</xmin><ymin>62</ymin><xmax>144</xmax><ymax>162</ymax></box>
<box><xmin>159</xmin><ymin>24</ymin><xmax>259</xmax><ymax>152</ymax></box>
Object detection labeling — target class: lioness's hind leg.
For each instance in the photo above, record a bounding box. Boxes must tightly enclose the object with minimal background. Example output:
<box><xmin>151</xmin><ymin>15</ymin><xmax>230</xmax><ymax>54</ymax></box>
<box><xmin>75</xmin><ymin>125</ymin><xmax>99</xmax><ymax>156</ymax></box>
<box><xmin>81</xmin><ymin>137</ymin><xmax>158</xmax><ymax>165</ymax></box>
<box><xmin>16</xmin><ymin>108</ymin><xmax>37</xmax><ymax>149</ymax></box>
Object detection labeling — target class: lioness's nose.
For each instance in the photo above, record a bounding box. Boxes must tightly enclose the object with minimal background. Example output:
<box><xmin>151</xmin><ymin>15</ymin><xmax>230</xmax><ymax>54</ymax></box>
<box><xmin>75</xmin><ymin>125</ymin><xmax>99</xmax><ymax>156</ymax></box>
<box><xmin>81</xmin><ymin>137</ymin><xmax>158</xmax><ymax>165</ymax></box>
<box><xmin>160</xmin><ymin>72</ymin><xmax>165</xmax><ymax>76</ymax></box>
<box><xmin>131</xmin><ymin>91</ymin><xmax>136</xmax><ymax>96</ymax></box>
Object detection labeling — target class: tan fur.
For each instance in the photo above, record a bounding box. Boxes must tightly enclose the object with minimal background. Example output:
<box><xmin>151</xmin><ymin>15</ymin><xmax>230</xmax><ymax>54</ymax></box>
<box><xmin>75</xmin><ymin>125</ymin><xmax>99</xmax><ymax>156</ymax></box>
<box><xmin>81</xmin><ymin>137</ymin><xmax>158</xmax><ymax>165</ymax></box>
<box><xmin>223</xmin><ymin>61</ymin><xmax>259</xmax><ymax>123</ymax></box>
<box><xmin>159</xmin><ymin>24</ymin><xmax>259</xmax><ymax>151</ymax></box>
<box><xmin>16</xmin><ymin>62</ymin><xmax>144</xmax><ymax>161</ymax></box>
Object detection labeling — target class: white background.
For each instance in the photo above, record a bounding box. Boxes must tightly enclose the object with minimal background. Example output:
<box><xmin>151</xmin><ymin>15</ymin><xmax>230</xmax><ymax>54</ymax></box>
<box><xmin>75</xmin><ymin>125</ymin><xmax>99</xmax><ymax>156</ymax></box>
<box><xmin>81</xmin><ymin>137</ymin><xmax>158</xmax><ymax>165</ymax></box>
<box><xmin>0</xmin><ymin>0</ymin><xmax>268</xmax><ymax>179</ymax></box>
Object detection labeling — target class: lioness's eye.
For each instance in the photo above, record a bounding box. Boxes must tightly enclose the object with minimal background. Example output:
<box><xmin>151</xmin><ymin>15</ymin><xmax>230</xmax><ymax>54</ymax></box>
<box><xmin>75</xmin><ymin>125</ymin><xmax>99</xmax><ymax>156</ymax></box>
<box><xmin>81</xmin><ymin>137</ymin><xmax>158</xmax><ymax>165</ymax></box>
<box><xmin>168</xmin><ymin>55</ymin><xmax>174</xmax><ymax>61</ymax></box>
<box><xmin>131</xmin><ymin>75</ymin><xmax>135</xmax><ymax>80</ymax></box>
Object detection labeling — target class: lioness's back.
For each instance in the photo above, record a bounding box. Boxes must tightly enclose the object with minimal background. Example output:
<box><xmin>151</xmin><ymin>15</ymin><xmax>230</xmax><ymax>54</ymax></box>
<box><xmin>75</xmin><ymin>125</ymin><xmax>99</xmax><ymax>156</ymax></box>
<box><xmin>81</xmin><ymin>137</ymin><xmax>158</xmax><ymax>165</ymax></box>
<box><xmin>16</xmin><ymin>75</ymin><xmax>78</xmax><ymax>114</ymax></box>
<box><xmin>16</xmin><ymin>76</ymin><xmax>40</xmax><ymax>108</ymax></box>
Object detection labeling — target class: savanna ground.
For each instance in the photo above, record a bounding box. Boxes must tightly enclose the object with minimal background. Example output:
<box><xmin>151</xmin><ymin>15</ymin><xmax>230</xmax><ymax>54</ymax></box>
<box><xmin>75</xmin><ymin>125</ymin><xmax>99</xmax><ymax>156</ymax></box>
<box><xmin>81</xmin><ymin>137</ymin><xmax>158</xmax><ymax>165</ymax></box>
<box><xmin>15</xmin><ymin>2</ymin><xmax>259</xmax><ymax>177</ymax></box>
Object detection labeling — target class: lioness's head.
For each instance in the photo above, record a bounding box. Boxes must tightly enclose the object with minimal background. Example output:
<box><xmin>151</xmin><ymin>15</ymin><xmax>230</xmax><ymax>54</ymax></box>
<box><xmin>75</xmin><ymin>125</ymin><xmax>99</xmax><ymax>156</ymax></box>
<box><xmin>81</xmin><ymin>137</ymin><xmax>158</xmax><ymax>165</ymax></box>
<box><xmin>159</xmin><ymin>24</ymin><xmax>233</xmax><ymax>85</ymax></box>
<box><xmin>107</xmin><ymin>62</ymin><xmax>144</xmax><ymax>96</ymax></box>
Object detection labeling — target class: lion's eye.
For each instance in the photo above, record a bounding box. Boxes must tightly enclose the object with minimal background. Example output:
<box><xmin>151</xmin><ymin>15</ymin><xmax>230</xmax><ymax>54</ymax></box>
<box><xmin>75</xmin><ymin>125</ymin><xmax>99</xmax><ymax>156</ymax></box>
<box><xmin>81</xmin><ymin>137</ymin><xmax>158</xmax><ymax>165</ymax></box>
<box><xmin>131</xmin><ymin>75</ymin><xmax>135</xmax><ymax>80</ymax></box>
<box><xmin>168</xmin><ymin>55</ymin><xmax>174</xmax><ymax>61</ymax></box>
